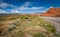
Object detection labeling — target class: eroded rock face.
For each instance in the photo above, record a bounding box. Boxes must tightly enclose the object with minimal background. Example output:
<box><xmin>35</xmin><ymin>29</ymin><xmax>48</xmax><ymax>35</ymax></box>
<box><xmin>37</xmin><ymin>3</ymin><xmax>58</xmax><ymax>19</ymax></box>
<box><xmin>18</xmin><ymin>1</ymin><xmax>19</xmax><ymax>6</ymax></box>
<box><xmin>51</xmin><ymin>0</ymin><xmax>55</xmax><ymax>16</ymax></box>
<box><xmin>40</xmin><ymin>8</ymin><xmax>60</xmax><ymax>17</ymax></box>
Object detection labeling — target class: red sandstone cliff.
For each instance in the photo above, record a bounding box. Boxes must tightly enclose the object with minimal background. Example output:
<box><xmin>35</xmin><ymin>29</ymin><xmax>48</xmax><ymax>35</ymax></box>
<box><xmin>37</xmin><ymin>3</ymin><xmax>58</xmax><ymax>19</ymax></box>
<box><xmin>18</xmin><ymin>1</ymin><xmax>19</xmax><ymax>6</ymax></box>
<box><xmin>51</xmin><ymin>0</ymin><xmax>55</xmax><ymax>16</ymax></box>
<box><xmin>40</xmin><ymin>8</ymin><xmax>60</xmax><ymax>17</ymax></box>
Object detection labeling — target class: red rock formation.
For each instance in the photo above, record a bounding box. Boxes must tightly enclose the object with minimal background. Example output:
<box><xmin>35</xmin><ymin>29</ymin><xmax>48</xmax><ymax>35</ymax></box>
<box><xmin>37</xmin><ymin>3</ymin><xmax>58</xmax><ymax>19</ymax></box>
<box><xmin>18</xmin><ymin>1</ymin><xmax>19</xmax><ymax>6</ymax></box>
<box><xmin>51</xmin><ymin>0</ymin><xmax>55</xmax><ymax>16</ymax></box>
<box><xmin>40</xmin><ymin>8</ymin><xmax>60</xmax><ymax>17</ymax></box>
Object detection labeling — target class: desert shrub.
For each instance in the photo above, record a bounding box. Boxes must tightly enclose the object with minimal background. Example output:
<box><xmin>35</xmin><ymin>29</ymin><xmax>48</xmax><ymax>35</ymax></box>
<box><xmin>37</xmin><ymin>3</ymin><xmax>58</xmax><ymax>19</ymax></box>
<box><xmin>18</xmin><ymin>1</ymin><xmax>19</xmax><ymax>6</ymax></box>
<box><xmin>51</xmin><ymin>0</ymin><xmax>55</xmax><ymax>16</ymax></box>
<box><xmin>10</xmin><ymin>18</ymin><xmax>16</xmax><ymax>20</ymax></box>
<box><xmin>20</xmin><ymin>16</ymin><xmax>29</xmax><ymax>21</ymax></box>
<box><xmin>43</xmin><ymin>25</ymin><xmax>56</xmax><ymax>33</ymax></box>
<box><xmin>13</xmin><ymin>22</ymin><xmax>20</xmax><ymax>26</ymax></box>
<box><xmin>38</xmin><ymin>19</ymin><xmax>56</xmax><ymax>33</ymax></box>
<box><xmin>8</xmin><ymin>26</ymin><xmax>16</xmax><ymax>32</ymax></box>
<box><xmin>33</xmin><ymin>32</ymin><xmax>47</xmax><ymax>37</ymax></box>
<box><xmin>58</xmin><ymin>33</ymin><xmax>60</xmax><ymax>37</ymax></box>
<box><xmin>17</xmin><ymin>30</ymin><xmax>25</xmax><ymax>37</ymax></box>
<box><xmin>7</xmin><ymin>23</ymin><xmax>16</xmax><ymax>32</ymax></box>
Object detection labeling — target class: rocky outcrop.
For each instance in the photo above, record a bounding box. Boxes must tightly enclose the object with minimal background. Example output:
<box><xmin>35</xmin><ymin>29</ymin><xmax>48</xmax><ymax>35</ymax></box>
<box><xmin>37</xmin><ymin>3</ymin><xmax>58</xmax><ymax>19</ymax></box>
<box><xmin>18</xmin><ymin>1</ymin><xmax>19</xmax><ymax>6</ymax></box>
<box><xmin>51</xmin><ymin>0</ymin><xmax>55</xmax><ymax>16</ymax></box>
<box><xmin>40</xmin><ymin>8</ymin><xmax>60</xmax><ymax>17</ymax></box>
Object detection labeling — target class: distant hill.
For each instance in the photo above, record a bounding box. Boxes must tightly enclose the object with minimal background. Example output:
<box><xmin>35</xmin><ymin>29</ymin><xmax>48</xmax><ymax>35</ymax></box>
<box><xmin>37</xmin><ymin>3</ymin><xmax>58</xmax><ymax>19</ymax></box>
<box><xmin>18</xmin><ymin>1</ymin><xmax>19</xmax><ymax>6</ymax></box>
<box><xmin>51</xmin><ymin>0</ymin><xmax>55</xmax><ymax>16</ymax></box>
<box><xmin>40</xmin><ymin>8</ymin><xmax>60</xmax><ymax>17</ymax></box>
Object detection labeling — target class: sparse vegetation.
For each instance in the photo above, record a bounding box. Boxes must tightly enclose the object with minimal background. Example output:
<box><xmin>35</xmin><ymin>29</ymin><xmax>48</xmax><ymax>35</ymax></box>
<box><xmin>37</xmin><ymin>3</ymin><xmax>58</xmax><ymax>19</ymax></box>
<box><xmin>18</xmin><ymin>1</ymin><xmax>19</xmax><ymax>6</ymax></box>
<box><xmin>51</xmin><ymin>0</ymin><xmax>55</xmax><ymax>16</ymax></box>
<box><xmin>0</xmin><ymin>14</ymin><xmax>60</xmax><ymax>37</ymax></box>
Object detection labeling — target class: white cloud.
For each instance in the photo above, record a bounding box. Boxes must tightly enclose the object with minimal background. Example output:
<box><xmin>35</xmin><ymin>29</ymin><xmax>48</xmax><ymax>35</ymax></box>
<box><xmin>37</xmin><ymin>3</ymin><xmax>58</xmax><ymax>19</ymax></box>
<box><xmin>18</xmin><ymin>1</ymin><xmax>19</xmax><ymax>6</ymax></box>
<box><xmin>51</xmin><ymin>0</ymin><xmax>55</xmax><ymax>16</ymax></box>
<box><xmin>16</xmin><ymin>7</ymin><xmax>45</xmax><ymax>10</ymax></box>
<box><xmin>20</xmin><ymin>1</ymin><xmax>31</xmax><ymax>8</ymax></box>
<box><xmin>0</xmin><ymin>2</ymin><xmax>17</xmax><ymax>8</ymax></box>
<box><xmin>49</xmin><ymin>6</ymin><xmax>54</xmax><ymax>8</ymax></box>
<box><xmin>10</xmin><ymin>7</ymin><xmax>48</xmax><ymax>13</ymax></box>
<box><xmin>0</xmin><ymin>2</ymin><xmax>8</xmax><ymax>8</ymax></box>
<box><xmin>10</xmin><ymin>1</ymin><xmax>48</xmax><ymax>14</ymax></box>
<box><xmin>0</xmin><ymin>9</ymin><xmax>6</xmax><ymax>13</ymax></box>
<box><xmin>0</xmin><ymin>1</ymin><xmax>48</xmax><ymax>14</ymax></box>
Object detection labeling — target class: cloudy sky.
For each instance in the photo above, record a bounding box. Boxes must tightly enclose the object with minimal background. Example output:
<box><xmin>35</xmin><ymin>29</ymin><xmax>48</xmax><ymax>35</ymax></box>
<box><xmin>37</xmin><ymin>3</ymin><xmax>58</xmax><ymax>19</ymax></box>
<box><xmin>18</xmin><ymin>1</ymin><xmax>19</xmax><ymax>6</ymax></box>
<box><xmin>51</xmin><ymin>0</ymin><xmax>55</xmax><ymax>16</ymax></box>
<box><xmin>0</xmin><ymin>0</ymin><xmax>60</xmax><ymax>14</ymax></box>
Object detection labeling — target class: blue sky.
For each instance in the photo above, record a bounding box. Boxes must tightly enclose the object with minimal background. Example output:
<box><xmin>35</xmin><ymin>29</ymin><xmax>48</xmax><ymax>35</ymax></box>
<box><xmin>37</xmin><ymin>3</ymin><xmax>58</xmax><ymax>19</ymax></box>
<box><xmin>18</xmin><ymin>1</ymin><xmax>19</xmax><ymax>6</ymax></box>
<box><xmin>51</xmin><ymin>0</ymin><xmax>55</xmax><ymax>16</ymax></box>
<box><xmin>0</xmin><ymin>0</ymin><xmax>60</xmax><ymax>14</ymax></box>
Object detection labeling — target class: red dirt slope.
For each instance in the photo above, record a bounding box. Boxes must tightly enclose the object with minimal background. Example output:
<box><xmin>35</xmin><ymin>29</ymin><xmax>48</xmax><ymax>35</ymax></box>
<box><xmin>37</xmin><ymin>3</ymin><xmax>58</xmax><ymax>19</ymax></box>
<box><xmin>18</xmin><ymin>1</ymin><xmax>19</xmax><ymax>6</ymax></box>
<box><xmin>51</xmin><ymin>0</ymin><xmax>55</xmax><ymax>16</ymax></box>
<box><xmin>40</xmin><ymin>8</ymin><xmax>60</xmax><ymax>17</ymax></box>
